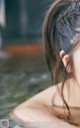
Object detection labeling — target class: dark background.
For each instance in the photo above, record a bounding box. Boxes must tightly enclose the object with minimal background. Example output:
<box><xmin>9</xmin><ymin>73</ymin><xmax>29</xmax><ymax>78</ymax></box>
<box><xmin>2</xmin><ymin>0</ymin><xmax>52</xmax><ymax>45</ymax></box>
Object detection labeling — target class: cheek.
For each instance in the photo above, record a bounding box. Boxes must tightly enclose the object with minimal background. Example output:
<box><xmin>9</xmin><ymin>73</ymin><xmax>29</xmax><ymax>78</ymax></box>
<box><xmin>72</xmin><ymin>51</ymin><xmax>80</xmax><ymax>72</ymax></box>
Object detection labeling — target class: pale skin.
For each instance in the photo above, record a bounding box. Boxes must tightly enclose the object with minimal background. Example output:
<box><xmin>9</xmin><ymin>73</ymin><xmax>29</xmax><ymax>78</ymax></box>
<box><xmin>9</xmin><ymin>45</ymin><xmax>80</xmax><ymax>128</ymax></box>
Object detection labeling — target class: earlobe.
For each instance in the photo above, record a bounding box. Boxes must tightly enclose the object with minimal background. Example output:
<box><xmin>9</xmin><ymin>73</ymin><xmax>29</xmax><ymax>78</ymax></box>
<box><xmin>66</xmin><ymin>64</ymin><xmax>72</xmax><ymax>73</ymax></box>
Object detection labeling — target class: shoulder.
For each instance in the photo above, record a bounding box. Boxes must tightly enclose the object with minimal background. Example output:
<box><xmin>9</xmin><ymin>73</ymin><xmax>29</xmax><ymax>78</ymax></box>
<box><xmin>9</xmin><ymin>84</ymin><xmax>59</xmax><ymax>125</ymax></box>
<box><xmin>15</xmin><ymin>84</ymin><xmax>57</xmax><ymax>109</ymax></box>
<box><xmin>11</xmin><ymin>81</ymin><xmax>63</xmax><ymax>112</ymax></box>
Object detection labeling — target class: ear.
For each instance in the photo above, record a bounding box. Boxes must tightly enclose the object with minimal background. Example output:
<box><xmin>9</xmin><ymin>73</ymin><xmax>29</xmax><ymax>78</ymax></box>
<box><xmin>59</xmin><ymin>50</ymin><xmax>72</xmax><ymax>73</ymax></box>
<box><xmin>59</xmin><ymin>50</ymin><xmax>69</xmax><ymax>67</ymax></box>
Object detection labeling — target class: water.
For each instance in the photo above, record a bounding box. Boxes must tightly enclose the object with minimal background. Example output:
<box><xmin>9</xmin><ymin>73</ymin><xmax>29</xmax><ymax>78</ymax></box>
<box><xmin>0</xmin><ymin>51</ymin><xmax>51</xmax><ymax>127</ymax></box>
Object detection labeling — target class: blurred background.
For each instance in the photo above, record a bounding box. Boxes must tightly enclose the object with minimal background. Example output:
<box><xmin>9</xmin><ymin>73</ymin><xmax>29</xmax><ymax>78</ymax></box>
<box><xmin>0</xmin><ymin>0</ymin><xmax>52</xmax><ymax>127</ymax></box>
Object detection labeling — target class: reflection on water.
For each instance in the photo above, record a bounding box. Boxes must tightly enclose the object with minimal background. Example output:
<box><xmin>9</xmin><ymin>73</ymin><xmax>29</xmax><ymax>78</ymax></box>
<box><xmin>0</xmin><ymin>51</ymin><xmax>51</xmax><ymax>127</ymax></box>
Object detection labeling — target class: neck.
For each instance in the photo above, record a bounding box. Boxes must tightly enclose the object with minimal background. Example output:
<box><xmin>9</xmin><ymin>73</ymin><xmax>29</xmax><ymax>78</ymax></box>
<box><xmin>72</xmin><ymin>74</ymin><xmax>80</xmax><ymax>87</ymax></box>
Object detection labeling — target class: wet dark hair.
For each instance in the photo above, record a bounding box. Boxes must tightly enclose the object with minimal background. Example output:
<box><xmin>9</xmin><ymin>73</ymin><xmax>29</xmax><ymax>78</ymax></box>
<box><xmin>43</xmin><ymin>0</ymin><xmax>80</xmax><ymax>126</ymax></box>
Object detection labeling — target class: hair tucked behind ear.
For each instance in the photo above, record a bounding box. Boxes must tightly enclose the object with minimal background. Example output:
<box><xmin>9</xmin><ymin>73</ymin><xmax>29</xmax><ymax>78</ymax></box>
<box><xmin>43</xmin><ymin>0</ymin><xmax>80</xmax><ymax>125</ymax></box>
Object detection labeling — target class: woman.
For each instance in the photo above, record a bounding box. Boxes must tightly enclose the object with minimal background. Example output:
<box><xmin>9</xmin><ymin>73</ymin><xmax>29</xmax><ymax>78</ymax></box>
<box><xmin>9</xmin><ymin>0</ymin><xmax>80</xmax><ymax>127</ymax></box>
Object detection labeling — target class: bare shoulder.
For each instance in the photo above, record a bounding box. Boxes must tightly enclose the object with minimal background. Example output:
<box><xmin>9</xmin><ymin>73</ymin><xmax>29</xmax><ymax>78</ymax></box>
<box><xmin>9</xmin><ymin>84</ymin><xmax>59</xmax><ymax>125</ymax></box>
<box><xmin>9</xmin><ymin>80</ymin><xmax>79</xmax><ymax>128</ymax></box>
<box><xmin>11</xmin><ymin>82</ymin><xmax>62</xmax><ymax>110</ymax></box>
<box><xmin>15</xmin><ymin>84</ymin><xmax>58</xmax><ymax>109</ymax></box>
